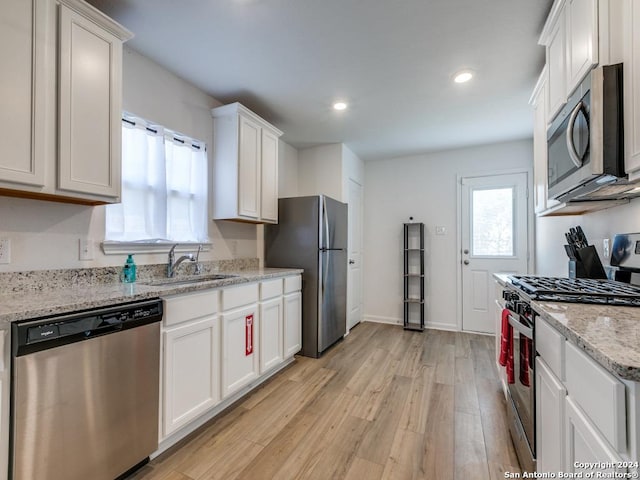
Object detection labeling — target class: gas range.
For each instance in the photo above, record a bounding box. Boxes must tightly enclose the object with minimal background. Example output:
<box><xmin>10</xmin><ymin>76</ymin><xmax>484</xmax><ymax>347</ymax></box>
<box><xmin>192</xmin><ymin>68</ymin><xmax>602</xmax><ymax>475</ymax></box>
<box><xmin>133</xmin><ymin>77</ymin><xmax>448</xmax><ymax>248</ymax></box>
<box><xmin>508</xmin><ymin>275</ymin><xmax>640</xmax><ymax>307</ymax></box>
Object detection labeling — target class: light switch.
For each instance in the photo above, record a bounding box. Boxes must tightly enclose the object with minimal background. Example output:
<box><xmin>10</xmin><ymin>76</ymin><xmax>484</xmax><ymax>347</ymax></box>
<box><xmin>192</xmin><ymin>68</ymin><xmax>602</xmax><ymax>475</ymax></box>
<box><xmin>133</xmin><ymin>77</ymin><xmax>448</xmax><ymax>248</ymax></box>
<box><xmin>435</xmin><ymin>226</ymin><xmax>446</xmax><ymax>236</ymax></box>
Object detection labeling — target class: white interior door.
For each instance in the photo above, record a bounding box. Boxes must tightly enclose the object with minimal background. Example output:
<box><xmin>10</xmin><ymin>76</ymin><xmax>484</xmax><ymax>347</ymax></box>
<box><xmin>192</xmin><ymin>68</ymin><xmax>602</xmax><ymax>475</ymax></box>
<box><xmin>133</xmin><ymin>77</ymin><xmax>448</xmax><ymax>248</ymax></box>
<box><xmin>347</xmin><ymin>178</ymin><xmax>363</xmax><ymax>330</ymax></box>
<box><xmin>461</xmin><ymin>172</ymin><xmax>529</xmax><ymax>333</ymax></box>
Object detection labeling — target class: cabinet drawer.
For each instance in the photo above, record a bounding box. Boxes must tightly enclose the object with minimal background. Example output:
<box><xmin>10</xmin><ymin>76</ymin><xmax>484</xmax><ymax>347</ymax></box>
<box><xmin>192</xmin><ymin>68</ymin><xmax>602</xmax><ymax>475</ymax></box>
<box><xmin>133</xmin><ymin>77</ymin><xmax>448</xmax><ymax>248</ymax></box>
<box><xmin>536</xmin><ymin>316</ymin><xmax>565</xmax><ymax>380</ymax></box>
<box><xmin>163</xmin><ymin>289</ymin><xmax>219</xmax><ymax>327</ymax></box>
<box><xmin>284</xmin><ymin>275</ymin><xmax>302</xmax><ymax>294</ymax></box>
<box><xmin>565</xmin><ymin>341</ymin><xmax>626</xmax><ymax>452</ymax></box>
<box><xmin>260</xmin><ymin>279</ymin><xmax>283</xmax><ymax>300</ymax></box>
<box><xmin>221</xmin><ymin>283</ymin><xmax>259</xmax><ymax>311</ymax></box>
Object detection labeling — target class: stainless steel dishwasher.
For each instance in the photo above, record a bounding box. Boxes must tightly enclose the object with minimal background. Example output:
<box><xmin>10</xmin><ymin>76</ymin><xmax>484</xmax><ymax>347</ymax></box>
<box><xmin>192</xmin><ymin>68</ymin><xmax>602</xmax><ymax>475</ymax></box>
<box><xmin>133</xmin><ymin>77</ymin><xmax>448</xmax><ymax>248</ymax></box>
<box><xmin>10</xmin><ymin>299</ymin><xmax>162</xmax><ymax>480</ymax></box>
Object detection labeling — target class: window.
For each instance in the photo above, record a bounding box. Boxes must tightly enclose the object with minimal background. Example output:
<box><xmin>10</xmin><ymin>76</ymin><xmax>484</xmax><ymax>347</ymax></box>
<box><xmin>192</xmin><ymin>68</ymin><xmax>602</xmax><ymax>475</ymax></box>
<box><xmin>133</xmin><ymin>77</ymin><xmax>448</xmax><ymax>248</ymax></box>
<box><xmin>471</xmin><ymin>187</ymin><xmax>514</xmax><ymax>256</ymax></box>
<box><xmin>105</xmin><ymin>117</ymin><xmax>208</xmax><ymax>245</ymax></box>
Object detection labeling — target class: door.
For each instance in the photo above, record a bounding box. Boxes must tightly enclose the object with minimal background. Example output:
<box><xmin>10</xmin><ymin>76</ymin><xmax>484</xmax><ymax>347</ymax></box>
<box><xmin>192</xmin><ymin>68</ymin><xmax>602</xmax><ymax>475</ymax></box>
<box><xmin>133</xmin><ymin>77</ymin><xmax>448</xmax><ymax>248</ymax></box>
<box><xmin>260</xmin><ymin>129</ymin><xmax>279</xmax><ymax>222</ymax></box>
<box><xmin>237</xmin><ymin>115</ymin><xmax>261</xmax><ymax>219</ymax></box>
<box><xmin>163</xmin><ymin>316</ymin><xmax>219</xmax><ymax>437</ymax></box>
<box><xmin>283</xmin><ymin>292</ymin><xmax>302</xmax><ymax>358</ymax></box>
<box><xmin>58</xmin><ymin>4</ymin><xmax>122</xmax><ymax>199</ymax></box>
<box><xmin>221</xmin><ymin>304</ymin><xmax>260</xmax><ymax>397</ymax></box>
<box><xmin>259</xmin><ymin>297</ymin><xmax>283</xmax><ymax>373</ymax></box>
<box><xmin>461</xmin><ymin>172</ymin><xmax>529</xmax><ymax>333</ymax></box>
<box><xmin>347</xmin><ymin>178</ymin><xmax>363</xmax><ymax>330</ymax></box>
<box><xmin>536</xmin><ymin>357</ymin><xmax>566</xmax><ymax>473</ymax></box>
<box><xmin>318</xmin><ymin>249</ymin><xmax>347</xmax><ymax>354</ymax></box>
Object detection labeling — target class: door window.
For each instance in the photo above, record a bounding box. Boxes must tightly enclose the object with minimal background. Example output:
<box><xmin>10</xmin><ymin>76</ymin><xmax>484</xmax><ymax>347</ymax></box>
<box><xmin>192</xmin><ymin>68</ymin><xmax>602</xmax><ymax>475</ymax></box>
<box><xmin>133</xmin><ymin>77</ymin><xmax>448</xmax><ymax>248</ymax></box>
<box><xmin>471</xmin><ymin>187</ymin><xmax>515</xmax><ymax>257</ymax></box>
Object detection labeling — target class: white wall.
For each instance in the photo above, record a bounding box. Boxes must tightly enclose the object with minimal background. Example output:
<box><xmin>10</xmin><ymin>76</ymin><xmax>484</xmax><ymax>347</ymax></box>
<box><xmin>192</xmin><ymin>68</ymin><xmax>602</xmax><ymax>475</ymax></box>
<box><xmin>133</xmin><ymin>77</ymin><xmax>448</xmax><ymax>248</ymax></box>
<box><xmin>535</xmin><ymin>197</ymin><xmax>640</xmax><ymax>276</ymax></box>
<box><xmin>0</xmin><ymin>47</ymin><xmax>258</xmax><ymax>272</ymax></box>
<box><xmin>363</xmin><ymin>139</ymin><xmax>533</xmax><ymax>330</ymax></box>
<box><xmin>278</xmin><ymin>140</ymin><xmax>299</xmax><ymax>197</ymax></box>
<box><xmin>297</xmin><ymin>144</ymin><xmax>343</xmax><ymax>201</ymax></box>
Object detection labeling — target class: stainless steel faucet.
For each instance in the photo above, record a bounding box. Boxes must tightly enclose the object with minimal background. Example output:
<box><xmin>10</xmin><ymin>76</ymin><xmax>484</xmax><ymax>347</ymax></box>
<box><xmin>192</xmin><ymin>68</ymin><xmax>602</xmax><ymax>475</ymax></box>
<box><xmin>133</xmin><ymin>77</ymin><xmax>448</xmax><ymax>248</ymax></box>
<box><xmin>167</xmin><ymin>244</ymin><xmax>198</xmax><ymax>278</ymax></box>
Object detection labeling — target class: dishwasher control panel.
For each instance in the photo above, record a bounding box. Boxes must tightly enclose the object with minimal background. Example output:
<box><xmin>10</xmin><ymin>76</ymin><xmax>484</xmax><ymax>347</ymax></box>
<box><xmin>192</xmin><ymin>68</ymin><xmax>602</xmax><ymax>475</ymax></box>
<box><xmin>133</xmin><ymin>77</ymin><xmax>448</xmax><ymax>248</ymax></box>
<box><xmin>14</xmin><ymin>300</ymin><xmax>163</xmax><ymax>356</ymax></box>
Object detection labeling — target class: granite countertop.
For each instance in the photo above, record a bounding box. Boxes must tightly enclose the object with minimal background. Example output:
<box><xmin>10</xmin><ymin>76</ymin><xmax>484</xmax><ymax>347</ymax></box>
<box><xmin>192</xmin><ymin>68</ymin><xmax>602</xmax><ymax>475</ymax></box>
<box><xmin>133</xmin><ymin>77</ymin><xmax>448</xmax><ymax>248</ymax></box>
<box><xmin>0</xmin><ymin>267</ymin><xmax>303</xmax><ymax>325</ymax></box>
<box><xmin>532</xmin><ymin>300</ymin><xmax>640</xmax><ymax>382</ymax></box>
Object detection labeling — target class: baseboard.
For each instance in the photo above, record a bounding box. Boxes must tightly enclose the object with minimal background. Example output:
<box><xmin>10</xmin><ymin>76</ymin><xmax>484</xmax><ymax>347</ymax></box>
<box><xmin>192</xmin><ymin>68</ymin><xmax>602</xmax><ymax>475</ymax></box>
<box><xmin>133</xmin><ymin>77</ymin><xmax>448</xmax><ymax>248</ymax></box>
<box><xmin>424</xmin><ymin>321</ymin><xmax>458</xmax><ymax>332</ymax></box>
<box><xmin>363</xmin><ymin>314</ymin><xmax>402</xmax><ymax>325</ymax></box>
<box><xmin>363</xmin><ymin>315</ymin><xmax>461</xmax><ymax>333</ymax></box>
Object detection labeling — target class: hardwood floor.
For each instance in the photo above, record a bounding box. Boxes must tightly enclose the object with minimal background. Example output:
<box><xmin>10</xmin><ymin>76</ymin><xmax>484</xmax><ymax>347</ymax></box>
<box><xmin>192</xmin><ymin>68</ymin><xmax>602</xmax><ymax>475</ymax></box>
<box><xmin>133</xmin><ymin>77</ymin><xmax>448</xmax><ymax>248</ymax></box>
<box><xmin>131</xmin><ymin>323</ymin><xmax>521</xmax><ymax>480</ymax></box>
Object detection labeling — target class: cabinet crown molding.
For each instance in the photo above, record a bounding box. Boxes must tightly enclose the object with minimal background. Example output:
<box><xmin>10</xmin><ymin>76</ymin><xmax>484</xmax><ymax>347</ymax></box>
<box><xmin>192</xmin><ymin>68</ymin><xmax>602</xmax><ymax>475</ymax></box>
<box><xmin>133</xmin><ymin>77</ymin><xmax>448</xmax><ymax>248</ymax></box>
<box><xmin>539</xmin><ymin>0</ymin><xmax>566</xmax><ymax>46</ymax></box>
<box><xmin>211</xmin><ymin>102</ymin><xmax>283</xmax><ymax>137</ymax></box>
<box><xmin>57</xmin><ymin>0</ymin><xmax>134</xmax><ymax>41</ymax></box>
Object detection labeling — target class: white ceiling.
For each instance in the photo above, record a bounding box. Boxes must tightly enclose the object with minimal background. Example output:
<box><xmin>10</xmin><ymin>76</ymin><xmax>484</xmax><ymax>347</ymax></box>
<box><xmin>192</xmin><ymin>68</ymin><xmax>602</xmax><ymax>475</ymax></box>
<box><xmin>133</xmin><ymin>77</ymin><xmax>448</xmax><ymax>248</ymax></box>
<box><xmin>87</xmin><ymin>0</ymin><xmax>553</xmax><ymax>161</ymax></box>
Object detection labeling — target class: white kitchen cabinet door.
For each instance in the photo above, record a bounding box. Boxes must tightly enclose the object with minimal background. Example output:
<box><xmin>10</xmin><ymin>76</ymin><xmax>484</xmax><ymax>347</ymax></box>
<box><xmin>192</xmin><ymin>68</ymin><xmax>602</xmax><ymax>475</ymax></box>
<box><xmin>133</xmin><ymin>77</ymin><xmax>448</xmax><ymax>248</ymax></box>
<box><xmin>221</xmin><ymin>304</ymin><xmax>260</xmax><ymax>398</ymax></box>
<box><xmin>238</xmin><ymin>115</ymin><xmax>261</xmax><ymax>220</ymax></box>
<box><xmin>0</xmin><ymin>0</ymin><xmax>47</xmax><ymax>191</ymax></box>
<box><xmin>163</xmin><ymin>316</ymin><xmax>220</xmax><ymax>438</ymax></box>
<box><xmin>547</xmin><ymin>7</ymin><xmax>567</xmax><ymax>121</ymax></box>
<box><xmin>283</xmin><ymin>292</ymin><xmax>302</xmax><ymax>358</ymax></box>
<box><xmin>57</xmin><ymin>2</ymin><xmax>123</xmax><ymax>201</ymax></box>
<box><xmin>565</xmin><ymin>0</ymin><xmax>598</xmax><ymax>97</ymax></box>
<box><xmin>625</xmin><ymin>0</ymin><xmax>640</xmax><ymax>176</ymax></box>
<box><xmin>259</xmin><ymin>297</ymin><xmax>283</xmax><ymax>373</ymax></box>
<box><xmin>564</xmin><ymin>396</ymin><xmax>623</xmax><ymax>474</ymax></box>
<box><xmin>536</xmin><ymin>357</ymin><xmax>566</xmax><ymax>474</ymax></box>
<box><xmin>260</xmin><ymin>128</ymin><xmax>279</xmax><ymax>223</ymax></box>
<box><xmin>532</xmin><ymin>69</ymin><xmax>550</xmax><ymax>215</ymax></box>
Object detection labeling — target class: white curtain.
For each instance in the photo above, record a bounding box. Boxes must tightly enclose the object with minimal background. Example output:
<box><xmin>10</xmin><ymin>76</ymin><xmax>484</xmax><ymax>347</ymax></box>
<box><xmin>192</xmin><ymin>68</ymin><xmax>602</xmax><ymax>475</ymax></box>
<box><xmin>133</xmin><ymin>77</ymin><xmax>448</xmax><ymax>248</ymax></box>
<box><xmin>165</xmin><ymin>136</ymin><xmax>208</xmax><ymax>242</ymax></box>
<box><xmin>106</xmin><ymin>120</ymin><xmax>208</xmax><ymax>243</ymax></box>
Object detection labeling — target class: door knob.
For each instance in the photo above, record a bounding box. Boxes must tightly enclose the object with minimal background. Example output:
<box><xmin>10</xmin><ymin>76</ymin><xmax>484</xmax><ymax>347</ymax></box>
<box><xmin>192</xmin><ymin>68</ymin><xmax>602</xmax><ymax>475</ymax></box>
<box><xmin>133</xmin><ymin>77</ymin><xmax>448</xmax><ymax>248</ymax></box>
<box><xmin>463</xmin><ymin>260</ymin><xmax>470</xmax><ymax>265</ymax></box>
<box><xmin>349</xmin><ymin>259</ymin><xmax>355</xmax><ymax>265</ymax></box>
<box><xmin>463</xmin><ymin>249</ymin><xmax>469</xmax><ymax>254</ymax></box>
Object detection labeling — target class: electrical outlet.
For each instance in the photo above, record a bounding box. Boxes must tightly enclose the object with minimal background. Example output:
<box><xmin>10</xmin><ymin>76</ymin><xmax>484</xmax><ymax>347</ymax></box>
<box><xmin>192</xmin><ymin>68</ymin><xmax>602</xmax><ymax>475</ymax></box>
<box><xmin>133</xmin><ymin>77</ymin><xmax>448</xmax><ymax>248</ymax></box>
<box><xmin>0</xmin><ymin>238</ymin><xmax>11</xmax><ymax>264</ymax></box>
<box><xmin>435</xmin><ymin>226</ymin><xmax>446</xmax><ymax>236</ymax></box>
<box><xmin>603</xmin><ymin>238</ymin><xmax>611</xmax><ymax>260</ymax></box>
<box><xmin>79</xmin><ymin>238</ymin><xmax>94</xmax><ymax>261</ymax></box>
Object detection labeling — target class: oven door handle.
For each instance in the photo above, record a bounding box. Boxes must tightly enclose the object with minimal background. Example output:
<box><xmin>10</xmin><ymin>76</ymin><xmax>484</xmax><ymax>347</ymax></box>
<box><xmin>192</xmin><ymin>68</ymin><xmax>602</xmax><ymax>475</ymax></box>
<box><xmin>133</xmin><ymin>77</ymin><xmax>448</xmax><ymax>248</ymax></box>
<box><xmin>508</xmin><ymin>314</ymin><xmax>533</xmax><ymax>340</ymax></box>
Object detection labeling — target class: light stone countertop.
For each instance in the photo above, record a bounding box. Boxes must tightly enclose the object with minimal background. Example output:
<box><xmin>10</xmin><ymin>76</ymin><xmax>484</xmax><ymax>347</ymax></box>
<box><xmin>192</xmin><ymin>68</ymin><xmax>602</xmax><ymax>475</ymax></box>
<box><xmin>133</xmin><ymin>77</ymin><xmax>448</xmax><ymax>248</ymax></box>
<box><xmin>0</xmin><ymin>268</ymin><xmax>303</xmax><ymax>324</ymax></box>
<box><xmin>532</xmin><ymin>300</ymin><xmax>640</xmax><ymax>382</ymax></box>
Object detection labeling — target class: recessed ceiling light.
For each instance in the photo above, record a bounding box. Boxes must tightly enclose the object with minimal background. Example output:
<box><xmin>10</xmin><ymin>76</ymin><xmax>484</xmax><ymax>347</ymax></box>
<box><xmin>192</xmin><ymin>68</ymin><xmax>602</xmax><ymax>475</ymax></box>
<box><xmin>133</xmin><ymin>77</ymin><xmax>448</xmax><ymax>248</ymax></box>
<box><xmin>333</xmin><ymin>101</ymin><xmax>348</xmax><ymax>111</ymax></box>
<box><xmin>453</xmin><ymin>70</ymin><xmax>474</xmax><ymax>84</ymax></box>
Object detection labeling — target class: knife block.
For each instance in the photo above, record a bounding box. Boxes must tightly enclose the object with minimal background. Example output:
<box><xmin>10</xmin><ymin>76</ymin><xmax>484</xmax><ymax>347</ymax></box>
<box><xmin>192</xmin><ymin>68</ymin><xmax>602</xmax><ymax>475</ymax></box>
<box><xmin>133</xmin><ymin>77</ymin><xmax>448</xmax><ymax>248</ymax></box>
<box><xmin>570</xmin><ymin>246</ymin><xmax>607</xmax><ymax>279</ymax></box>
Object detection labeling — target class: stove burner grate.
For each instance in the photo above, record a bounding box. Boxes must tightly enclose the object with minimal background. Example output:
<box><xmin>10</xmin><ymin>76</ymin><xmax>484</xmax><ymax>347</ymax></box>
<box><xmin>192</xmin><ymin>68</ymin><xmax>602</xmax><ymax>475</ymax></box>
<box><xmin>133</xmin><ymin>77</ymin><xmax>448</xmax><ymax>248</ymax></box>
<box><xmin>508</xmin><ymin>275</ymin><xmax>640</xmax><ymax>306</ymax></box>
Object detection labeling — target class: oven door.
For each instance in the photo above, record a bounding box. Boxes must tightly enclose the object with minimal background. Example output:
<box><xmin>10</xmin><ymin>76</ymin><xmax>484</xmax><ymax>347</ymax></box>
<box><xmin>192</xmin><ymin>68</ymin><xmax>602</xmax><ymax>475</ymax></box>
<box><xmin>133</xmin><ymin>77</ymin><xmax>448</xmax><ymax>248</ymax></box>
<box><xmin>507</xmin><ymin>311</ymin><xmax>535</xmax><ymax>457</ymax></box>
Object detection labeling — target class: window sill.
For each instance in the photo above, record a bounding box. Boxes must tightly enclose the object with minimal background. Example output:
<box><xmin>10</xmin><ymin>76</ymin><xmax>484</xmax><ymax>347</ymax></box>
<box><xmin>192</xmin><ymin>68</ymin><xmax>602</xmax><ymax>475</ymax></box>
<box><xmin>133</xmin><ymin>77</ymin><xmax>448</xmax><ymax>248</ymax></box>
<box><xmin>101</xmin><ymin>241</ymin><xmax>212</xmax><ymax>255</ymax></box>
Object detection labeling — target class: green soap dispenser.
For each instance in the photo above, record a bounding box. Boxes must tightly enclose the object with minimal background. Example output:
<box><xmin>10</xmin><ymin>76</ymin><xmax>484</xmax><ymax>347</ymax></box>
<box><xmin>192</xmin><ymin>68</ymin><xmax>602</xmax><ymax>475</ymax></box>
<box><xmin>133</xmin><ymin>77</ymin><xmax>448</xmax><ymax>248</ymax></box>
<box><xmin>122</xmin><ymin>254</ymin><xmax>137</xmax><ymax>283</ymax></box>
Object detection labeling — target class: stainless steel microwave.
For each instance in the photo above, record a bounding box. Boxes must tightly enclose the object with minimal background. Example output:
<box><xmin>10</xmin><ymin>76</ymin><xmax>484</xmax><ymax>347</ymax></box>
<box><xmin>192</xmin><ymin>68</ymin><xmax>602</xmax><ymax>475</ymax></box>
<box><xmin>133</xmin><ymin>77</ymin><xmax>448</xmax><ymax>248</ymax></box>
<box><xmin>547</xmin><ymin>63</ymin><xmax>625</xmax><ymax>202</ymax></box>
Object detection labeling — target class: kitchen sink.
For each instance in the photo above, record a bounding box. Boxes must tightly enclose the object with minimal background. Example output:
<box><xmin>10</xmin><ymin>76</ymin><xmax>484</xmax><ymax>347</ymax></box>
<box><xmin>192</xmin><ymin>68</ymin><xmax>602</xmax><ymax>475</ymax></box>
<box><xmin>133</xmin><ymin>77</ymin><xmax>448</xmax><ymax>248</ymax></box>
<box><xmin>143</xmin><ymin>274</ymin><xmax>239</xmax><ymax>287</ymax></box>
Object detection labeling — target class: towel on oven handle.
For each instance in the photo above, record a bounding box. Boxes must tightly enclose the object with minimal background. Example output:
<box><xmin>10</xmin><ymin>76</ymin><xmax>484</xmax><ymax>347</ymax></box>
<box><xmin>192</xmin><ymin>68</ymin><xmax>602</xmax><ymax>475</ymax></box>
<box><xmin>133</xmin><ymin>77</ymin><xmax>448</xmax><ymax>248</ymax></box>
<box><xmin>499</xmin><ymin>308</ymin><xmax>515</xmax><ymax>384</ymax></box>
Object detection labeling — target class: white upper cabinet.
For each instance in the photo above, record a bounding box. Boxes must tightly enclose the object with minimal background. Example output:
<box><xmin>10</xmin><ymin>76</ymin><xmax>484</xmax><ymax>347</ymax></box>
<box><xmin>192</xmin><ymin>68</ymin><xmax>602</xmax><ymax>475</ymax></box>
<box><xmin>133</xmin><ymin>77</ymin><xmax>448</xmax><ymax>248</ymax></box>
<box><xmin>211</xmin><ymin>103</ymin><xmax>283</xmax><ymax>224</ymax></box>
<box><xmin>624</xmin><ymin>0</ymin><xmax>640</xmax><ymax>177</ymax></box>
<box><xmin>0</xmin><ymin>0</ymin><xmax>47</xmax><ymax>190</ymax></box>
<box><xmin>566</xmin><ymin>0</ymin><xmax>598</xmax><ymax>95</ymax></box>
<box><xmin>0</xmin><ymin>0</ymin><xmax>131</xmax><ymax>204</ymax></box>
<box><xmin>540</xmin><ymin>0</ymin><xmax>599</xmax><ymax>122</ymax></box>
<box><xmin>57</xmin><ymin>1</ymin><xmax>126</xmax><ymax>199</ymax></box>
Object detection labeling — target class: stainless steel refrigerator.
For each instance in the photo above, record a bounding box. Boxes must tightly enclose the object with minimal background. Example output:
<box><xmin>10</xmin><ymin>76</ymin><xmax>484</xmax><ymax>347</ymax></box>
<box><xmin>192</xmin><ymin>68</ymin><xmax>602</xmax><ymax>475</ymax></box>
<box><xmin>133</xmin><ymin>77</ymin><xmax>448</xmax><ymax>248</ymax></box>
<box><xmin>265</xmin><ymin>195</ymin><xmax>347</xmax><ymax>358</ymax></box>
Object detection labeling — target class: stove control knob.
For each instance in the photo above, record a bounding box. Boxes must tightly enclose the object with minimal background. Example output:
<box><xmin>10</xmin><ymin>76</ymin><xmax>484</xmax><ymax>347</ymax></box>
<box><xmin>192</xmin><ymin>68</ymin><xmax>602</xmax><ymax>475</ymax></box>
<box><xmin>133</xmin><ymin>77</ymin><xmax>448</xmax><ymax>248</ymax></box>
<box><xmin>502</xmin><ymin>291</ymin><xmax>518</xmax><ymax>302</ymax></box>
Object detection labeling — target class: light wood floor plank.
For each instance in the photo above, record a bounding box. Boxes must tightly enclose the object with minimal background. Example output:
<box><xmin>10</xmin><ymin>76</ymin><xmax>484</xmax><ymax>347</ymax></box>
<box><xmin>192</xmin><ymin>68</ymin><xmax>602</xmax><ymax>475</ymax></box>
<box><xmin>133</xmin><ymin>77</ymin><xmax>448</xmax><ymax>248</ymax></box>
<box><xmin>344</xmin><ymin>457</ymin><xmax>384</xmax><ymax>480</ymax></box>
<box><xmin>130</xmin><ymin>323</ymin><xmax>520</xmax><ymax>480</ymax></box>
<box><xmin>454</xmin><ymin>411</ymin><xmax>490</xmax><ymax>480</ymax></box>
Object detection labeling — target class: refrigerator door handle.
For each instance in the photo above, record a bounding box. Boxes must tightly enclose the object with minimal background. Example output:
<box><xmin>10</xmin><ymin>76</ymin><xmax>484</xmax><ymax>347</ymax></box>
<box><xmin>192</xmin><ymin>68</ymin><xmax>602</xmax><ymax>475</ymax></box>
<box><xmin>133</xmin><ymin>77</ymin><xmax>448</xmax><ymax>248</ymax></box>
<box><xmin>322</xmin><ymin>196</ymin><xmax>330</xmax><ymax>250</ymax></box>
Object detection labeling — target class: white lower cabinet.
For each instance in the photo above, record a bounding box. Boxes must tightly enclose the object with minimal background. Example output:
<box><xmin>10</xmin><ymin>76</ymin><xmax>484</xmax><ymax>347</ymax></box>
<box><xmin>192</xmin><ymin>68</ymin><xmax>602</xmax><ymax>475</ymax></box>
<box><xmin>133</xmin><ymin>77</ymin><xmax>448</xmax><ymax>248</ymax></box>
<box><xmin>284</xmin><ymin>292</ymin><xmax>302</xmax><ymax>358</ymax></box>
<box><xmin>158</xmin><ymin>274</ymin><xmax>302</xmax><ymax>451</ymax></box>
<box><xmin>565</xmin><ymin>396</ymin><xmax>623</xmax><ymax>473</ymax></box>
<box><xmin>221</xmin><ymin>304</ymin><xmax>260</xmax><ymax>397</ymax></box>
<box><xmin>260</xmin><ymin>297</ymin><xmax>284</xmax><ymax>373</ymax></box>
<box><xmin>163</xmin><ymin>315</ymin><xmax>219</xmax><ymax>437</ymax></box>
<box><xmin>536</xmin><ymin>357</ymin><xmax>566</xmax><ymax>473</ymax></box>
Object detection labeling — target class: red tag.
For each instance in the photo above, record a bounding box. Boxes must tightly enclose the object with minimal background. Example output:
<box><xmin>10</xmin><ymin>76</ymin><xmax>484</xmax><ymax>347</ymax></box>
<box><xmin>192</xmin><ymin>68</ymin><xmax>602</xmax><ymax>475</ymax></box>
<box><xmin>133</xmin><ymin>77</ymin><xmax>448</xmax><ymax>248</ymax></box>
<box><xmin>245</xmin><ymin>314</ymin><xmax>254</xmax><ymax>356</ymax></box>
